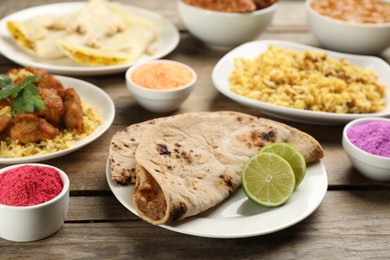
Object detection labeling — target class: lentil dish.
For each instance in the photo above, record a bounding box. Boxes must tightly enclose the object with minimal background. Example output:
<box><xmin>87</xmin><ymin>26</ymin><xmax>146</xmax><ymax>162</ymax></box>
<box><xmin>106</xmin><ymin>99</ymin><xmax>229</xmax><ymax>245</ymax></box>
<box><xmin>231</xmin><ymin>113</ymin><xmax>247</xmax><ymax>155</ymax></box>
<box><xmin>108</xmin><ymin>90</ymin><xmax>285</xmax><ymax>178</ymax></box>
<box><xmin>310</xmin><ymin>0</ymin><xmax>390</xmax><ymax>24</ymax></box>
<box><xmin>229</xmin><ymin>46</ymin><xmax>386</xmax><ymax>114</ymax></box>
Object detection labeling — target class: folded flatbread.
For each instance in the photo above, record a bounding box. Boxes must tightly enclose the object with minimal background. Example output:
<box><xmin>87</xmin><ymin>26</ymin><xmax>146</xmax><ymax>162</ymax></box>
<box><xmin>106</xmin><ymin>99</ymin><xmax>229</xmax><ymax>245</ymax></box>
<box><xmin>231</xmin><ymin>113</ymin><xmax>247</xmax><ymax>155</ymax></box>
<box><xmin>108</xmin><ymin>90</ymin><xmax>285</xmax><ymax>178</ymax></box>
<box><xmin>56</xmin><ymin>0</ymin><xmax>158</xmax><ymax>65</ymax></box>
<box><xmin>109</xmin><ymin>111</ymin><xmax>324</xmax><ymax>225</ymax></box>
<box><xmin>109</xmin><ymin>118</ymin><xmax>161</xmax><ymax>185</ymax></box>
<box><xmin>7</xmin><ymin>14</ymin><xmax>76</xmax><ymax>58</ymax></box>
<box><xmin>7</xmin><ymin>0</ymin><xmax>159</xmax><ymax>65</ymax></box>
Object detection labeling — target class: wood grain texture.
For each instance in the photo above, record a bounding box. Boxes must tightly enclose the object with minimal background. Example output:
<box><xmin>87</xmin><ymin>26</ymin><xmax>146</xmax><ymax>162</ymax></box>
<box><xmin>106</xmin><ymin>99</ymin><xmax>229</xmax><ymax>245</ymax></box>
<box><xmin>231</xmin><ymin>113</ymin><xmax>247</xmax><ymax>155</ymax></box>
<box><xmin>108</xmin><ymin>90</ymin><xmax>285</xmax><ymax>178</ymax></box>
<box><xmin>1</xmin><ymin>192</ymin><xmax>389</xmax><ymax>259</ymax></box>
<box><xmin>0</xmin><ymin>0</ymin><xmax>389</xmax><ymax>258</ymax></box>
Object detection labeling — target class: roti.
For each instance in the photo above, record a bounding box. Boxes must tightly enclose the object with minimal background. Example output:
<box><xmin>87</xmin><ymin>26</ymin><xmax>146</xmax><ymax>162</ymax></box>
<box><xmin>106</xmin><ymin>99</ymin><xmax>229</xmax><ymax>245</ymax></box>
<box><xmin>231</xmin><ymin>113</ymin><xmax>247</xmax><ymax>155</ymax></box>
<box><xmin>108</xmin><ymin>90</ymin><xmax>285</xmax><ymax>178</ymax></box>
<box><xmin>108</xmin><ymin>111</ymin><xmax>324</xmax><ymax>225</ymax></box>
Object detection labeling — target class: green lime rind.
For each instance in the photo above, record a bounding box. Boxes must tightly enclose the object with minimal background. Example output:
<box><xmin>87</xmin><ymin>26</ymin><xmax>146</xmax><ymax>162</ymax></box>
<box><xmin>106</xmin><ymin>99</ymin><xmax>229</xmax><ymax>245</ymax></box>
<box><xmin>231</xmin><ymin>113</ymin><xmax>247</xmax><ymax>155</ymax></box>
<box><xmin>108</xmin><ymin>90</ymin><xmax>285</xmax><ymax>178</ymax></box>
<box><xmin>259</xmin><ymin>142</ymin><xmax>306</xmax><ymax>189</ymax></box>
<box><xmin>242</xmin><ymin>152</ymin><xmax>295</xmax><ymax>207</ymax></box>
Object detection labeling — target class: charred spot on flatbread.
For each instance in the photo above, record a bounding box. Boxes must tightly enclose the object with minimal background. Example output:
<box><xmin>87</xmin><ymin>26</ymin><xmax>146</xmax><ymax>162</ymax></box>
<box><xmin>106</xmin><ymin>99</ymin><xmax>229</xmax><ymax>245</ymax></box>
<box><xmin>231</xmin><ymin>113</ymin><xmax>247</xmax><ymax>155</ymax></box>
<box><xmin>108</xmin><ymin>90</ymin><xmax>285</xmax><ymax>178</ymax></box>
<box><xmin>219</xmin><ymin>174</ymin><xmax>235</xmax><ymax>193</ymax></box>
<box><xmin>156</xmin><ymin>144</ymin><xmax>171</xmax><ymax>156</ymax></box>
<box><xmin>170</xmin><ymin>202</ymin><xmax>187</xmax><ymax>222</ymax></box>
<box><xmin>244</xmin><ymin>129</ymin><xmax>278</xmax><ymax>148</ymax></box>
<box><xmin>172</xmin><ymin>143</ymin><xmax>194</xmax><ymax>164</ymax></box>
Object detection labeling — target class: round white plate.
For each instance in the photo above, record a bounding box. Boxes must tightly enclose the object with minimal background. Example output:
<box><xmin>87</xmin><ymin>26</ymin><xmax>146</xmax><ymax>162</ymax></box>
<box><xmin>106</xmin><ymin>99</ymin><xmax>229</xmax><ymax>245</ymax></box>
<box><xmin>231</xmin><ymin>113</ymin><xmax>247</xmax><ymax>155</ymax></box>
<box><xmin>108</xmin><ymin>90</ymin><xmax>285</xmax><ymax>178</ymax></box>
<box><xmin>106</xmin><ymin>160</ymin><xmax>328</xmax><ymax>238</ymax></box>
<box><xmin>212</xmin><ymin>40</ymin><xmax>390</xmax><ymax>125</ymax></box>
<box><xmin>0</xmin><ymin>2</ymin><xmax>180</xmax><ymax>76</ymax></box>
<box><xmin>0</xmin><ymin>76</ymin><xmax>115</xmax><ymax>164</ymax></box>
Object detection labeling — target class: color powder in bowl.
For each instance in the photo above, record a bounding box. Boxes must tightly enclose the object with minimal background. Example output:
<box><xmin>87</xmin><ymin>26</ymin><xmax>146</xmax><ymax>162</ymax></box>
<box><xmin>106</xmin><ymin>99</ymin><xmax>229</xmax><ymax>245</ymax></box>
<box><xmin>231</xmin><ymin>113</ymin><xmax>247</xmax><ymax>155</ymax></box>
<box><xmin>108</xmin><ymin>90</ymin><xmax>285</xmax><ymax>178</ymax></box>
<box><xmin>346</xmin><ymin>120</ymin><xmax>390</xmax><ymax>158</ymax></box>
<box><xmin>0</xmin><ymin>165</ymin><xmax>63</xmax><ymax>206</ymax></box>
<box><xmin>130</xmin><ymin>62</ymin><xmax>194</xmax><ymax>90</ymax></box>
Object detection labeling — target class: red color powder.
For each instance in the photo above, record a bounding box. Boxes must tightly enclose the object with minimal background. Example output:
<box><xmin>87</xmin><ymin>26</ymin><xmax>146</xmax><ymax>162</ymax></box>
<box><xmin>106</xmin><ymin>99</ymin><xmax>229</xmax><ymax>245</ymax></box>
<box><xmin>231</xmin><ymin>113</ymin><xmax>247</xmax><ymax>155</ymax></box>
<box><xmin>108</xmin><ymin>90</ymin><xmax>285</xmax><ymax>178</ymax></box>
<box><xmin>0</xmin><ymin>165</ymin><xmax>63</xmax><ymax>206</ymax></box>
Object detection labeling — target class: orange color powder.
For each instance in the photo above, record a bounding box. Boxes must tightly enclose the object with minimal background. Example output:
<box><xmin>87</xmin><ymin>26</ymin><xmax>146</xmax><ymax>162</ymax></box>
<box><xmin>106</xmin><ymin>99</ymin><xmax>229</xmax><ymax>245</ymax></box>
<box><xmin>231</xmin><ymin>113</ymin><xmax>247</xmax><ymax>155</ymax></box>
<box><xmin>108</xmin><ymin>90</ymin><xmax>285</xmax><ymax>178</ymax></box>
<box><xmin>131</xmin><ymin>62</ymin><xmax>193</xmax><ymax>90</ymax></box>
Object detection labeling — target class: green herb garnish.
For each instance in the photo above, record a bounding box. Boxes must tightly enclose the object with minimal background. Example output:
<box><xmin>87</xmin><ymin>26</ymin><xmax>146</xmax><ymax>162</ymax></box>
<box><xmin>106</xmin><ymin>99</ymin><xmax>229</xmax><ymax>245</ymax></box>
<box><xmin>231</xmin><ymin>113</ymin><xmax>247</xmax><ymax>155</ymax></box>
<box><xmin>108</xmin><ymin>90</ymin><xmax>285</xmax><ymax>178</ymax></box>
<box><xmin>0</xmin><ymin>74</ymin><xmax>46</xmax><ymax>114</ymax></box>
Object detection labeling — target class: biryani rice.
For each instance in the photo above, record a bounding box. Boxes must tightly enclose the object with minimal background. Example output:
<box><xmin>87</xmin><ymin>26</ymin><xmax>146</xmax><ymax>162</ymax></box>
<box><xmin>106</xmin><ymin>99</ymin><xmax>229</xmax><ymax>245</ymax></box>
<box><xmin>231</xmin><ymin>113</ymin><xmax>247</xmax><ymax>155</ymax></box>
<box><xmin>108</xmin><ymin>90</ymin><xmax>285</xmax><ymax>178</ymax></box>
<box><xmin>0</xmin><ymin>102</ymin><xmax>102</xmax><ymax>158</ymax></box>
<box><xmin>229</xmin><ymin>45</ymin><xmax>387</xmax><ymax>113</ymax></box>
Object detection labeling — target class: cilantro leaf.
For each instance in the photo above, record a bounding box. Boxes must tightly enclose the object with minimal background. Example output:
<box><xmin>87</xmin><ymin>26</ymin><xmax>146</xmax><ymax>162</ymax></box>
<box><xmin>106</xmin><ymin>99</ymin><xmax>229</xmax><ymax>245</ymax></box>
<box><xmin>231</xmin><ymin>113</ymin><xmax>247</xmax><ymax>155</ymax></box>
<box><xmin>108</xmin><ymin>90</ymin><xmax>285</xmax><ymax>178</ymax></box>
<box><xmin>12</xmin><ymin>96</ymin><xmax>25</xmax><ymax>114</ymax></box>
<box><xmin>0</xmin><ymin>74</ymin><xmax>22</xmax><ymax>99</ymax></box>
<box><xmin>0</xmin><ymin>74</ymin><xmax>12</xmax><ymax>87</ymax></box>
<box><xmin>0</xmin><ymin>74</ymin><xmax>46</xmax><ymax>114</ymax></box>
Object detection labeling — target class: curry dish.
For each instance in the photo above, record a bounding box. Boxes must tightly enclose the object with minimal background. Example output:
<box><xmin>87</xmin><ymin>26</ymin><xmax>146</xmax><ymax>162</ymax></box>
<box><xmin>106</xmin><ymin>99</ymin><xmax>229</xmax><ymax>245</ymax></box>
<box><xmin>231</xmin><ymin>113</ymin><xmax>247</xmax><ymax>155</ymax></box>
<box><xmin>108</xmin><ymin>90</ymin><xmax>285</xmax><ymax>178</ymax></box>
<box><xmin>0</xmin><ymin>67</ymin><xmax>102</xmax><ymax>158</ymax></box>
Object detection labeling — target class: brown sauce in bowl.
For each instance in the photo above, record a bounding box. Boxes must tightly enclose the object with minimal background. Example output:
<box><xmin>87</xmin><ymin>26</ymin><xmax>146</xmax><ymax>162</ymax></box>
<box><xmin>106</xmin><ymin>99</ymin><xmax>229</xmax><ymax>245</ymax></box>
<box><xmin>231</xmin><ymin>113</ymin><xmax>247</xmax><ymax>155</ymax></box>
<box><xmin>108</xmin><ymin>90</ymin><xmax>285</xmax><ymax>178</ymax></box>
<box><xmin>310</xmin><ymin>0</ymin><xmax>390</xmax><ymax>24</ymax></box>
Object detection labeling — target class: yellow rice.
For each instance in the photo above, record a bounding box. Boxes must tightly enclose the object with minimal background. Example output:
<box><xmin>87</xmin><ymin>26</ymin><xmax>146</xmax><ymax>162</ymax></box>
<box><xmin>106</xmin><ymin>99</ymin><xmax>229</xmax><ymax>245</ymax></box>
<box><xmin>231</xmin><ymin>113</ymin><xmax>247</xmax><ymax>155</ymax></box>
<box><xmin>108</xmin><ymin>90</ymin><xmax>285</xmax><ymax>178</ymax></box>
<box><xmin>229</xmin><ymin>45</ymin><xmax>387</xmax><ymax>113</ymax></box>
<box><xmin>0</xmin><ymin>102</ymin><xmax>102</xmax><ymax>158</ymax></box>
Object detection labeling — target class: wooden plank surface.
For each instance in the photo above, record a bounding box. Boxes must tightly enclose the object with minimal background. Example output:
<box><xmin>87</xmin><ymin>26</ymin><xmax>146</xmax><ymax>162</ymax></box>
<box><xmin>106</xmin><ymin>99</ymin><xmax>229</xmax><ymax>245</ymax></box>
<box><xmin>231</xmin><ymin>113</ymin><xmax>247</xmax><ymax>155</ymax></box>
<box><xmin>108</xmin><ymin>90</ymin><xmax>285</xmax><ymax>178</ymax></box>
<box><xmin>0</xmin><ymin>0</ymin><xmax>389</xmax><ymax>258</ymax></box>
<box><xmin>1</xmin><ymin>191</ymin><xmax>389</xmax><ymax>259</ymax></box>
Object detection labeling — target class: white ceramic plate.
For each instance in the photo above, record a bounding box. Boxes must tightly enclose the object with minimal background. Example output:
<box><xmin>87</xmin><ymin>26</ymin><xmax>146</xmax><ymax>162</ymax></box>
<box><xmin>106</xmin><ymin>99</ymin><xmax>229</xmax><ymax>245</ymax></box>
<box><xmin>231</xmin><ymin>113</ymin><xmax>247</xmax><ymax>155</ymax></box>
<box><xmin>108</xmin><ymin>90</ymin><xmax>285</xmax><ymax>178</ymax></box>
<box><xmin>0</xmin><ymin>76</ymin><xmax>115</xmax><ymax>164</ymax></box>
<box><xmin>0</xmin><ymin>2</ymin><xmax>180</xmax><ymax>76</ymax></box>
<box><xmin>212</xmin><ymin>40</ymin><xmax>390</xmax><ymax>124</ymax></box>
<box><xmin>106</xmin><ymin>160</ymin><xmax>328</xmax><ymax>238</ymax></box>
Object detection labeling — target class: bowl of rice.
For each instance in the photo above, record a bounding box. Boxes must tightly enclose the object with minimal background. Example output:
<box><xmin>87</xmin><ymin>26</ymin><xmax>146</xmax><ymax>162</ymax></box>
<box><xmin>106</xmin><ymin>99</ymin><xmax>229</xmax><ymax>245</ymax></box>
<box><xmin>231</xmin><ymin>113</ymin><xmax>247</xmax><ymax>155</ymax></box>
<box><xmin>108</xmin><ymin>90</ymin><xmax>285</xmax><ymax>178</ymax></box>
<box><xmin>306</xmin><ymin>0</ymin><xmax>390</xmax><ymax>55</ymax></box>
<box><xmin>212</xmin><ymin>40</ymin><xmax>390</xmax><ymax>124</ymax></box>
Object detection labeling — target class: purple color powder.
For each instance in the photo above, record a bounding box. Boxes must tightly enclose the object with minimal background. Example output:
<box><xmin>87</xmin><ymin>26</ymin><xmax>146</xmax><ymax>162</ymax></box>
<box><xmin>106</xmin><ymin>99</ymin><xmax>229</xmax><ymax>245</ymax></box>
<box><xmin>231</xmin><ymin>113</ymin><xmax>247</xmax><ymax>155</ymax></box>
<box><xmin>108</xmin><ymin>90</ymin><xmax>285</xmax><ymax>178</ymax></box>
<box><xmin>347</xmin><ymin>120</ymin><xmax>390</xmax><ymax>158</ymax></box>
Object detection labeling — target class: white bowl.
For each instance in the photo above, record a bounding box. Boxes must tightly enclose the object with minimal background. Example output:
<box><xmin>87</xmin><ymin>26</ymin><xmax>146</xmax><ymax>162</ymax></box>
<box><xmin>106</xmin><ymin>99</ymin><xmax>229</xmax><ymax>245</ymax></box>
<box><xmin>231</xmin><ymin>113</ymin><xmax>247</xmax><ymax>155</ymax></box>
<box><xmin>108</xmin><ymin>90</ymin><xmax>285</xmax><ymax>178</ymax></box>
<box><xmin>0</xmin><ymin>163</ymin><xmax>69</xmax><ymax>242</ymax></box>
<box><xmin>126</xmin><ymin>59</ymin><xmax>196</xmax><ymax>113</ymax></box>
<box><xmin>342</xmin><ymin>117</ymin><xmax>390</xmax><ymax>181</ymax></box>
<box><xmin>177</xmin><ymin>0</ymin><xmax>277</xmax><ymax>50</ymax></box>
<box><xmin>305</xmin><ymin>0</ymin><xmax>390</xmax><ymax>55</ymax></box>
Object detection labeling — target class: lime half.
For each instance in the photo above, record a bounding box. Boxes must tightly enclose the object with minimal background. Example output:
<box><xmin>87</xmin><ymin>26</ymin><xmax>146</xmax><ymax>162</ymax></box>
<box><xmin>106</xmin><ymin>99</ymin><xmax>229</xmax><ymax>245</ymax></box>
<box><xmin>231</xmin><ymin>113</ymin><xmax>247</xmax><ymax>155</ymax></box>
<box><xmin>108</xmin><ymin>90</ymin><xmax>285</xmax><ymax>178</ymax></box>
<box><xmin>259</xmin><ymin>142</ymin><xmax>306</xmax><ymax>189</ymax></box>
<box><xmin>242</xmin><ymin>152</ymin><xmax>295</xmax><ymax>207</ymax></box>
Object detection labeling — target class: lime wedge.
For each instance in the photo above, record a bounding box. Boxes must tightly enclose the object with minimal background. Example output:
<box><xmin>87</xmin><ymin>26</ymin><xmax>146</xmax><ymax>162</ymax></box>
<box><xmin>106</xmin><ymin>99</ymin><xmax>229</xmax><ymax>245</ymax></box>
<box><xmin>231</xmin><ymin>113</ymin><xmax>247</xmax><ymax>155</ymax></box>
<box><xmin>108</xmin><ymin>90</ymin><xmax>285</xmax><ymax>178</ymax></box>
<box><xmin>259</xmin><ymin>142</ymin><xmax>306</xmax><ymax>189</ymax></box>
<box><xmin>242</xmin><ymin>152</ymin><xmax>295</xmax><ymax>207</ymax></box>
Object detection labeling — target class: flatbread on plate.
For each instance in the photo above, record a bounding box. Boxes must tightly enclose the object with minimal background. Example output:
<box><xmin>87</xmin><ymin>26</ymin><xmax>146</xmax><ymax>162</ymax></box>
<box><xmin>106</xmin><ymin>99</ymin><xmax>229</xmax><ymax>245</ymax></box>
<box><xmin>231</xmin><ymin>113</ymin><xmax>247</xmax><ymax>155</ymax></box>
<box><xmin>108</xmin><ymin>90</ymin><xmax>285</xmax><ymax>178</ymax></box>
<box><xmin>7</xmin><ymin>0</ymin><xmax>159</xmax><ymax>65</ymax></box>
<box><xmin>108</xmin><ymin>111</ymin><xmax>324</xmax><ymax>225</ymax></box>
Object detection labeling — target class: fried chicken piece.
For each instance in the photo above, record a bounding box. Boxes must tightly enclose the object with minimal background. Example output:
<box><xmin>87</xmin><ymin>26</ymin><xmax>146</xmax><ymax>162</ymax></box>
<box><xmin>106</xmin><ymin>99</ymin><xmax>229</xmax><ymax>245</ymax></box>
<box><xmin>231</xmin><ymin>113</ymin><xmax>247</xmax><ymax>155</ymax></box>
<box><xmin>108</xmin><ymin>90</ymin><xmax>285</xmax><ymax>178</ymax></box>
<box><xmin>9</xmin><ymin>114</ymin><xmax>59</xmax><ymax>143</ymax></box>
<box><xmin>0</xmin><ymin>114</ymin><xmax>11</xmax><ymax>133</ymax></box>
<box><xmin>0</xmin><ymin>98</ymin><xmax>12</xmax><ymax>109</ymax></box>
<box><xmin>25</xmin><ymin>67</ymin><xmax>66</xmax><ymax>98</ymax></box>
<box><xmin>184</xmin><ymin>0</ymin><xmax>256</xmax><ymax>12</ymax></box>
<box><xmin>7</xmin><ymin>67</ymin><xmax>66</xmax><ymax>98</ymax></box>
<box><xmin>36</xmin><ymin>88</ymin><xmax>64</xmax><ymax>126</ymax></box>
<box><xmin>63</xmin><ymin>88</ymin><xmax>84</xmax><ymax>133</ymax></box>
<box><xmin>253</xmin><ymin>0</ymin><xmax>277</xmax><ymax>10</ymax></box>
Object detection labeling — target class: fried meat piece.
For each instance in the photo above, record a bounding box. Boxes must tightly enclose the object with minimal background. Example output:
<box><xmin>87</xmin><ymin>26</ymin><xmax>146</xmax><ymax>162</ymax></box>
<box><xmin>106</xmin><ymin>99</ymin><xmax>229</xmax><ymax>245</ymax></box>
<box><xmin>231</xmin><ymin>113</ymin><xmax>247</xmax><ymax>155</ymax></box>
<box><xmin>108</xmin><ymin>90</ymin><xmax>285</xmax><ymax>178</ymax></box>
<box><xmin>8</xmin><ymin>67</ymin><xmax>66</xmax><ymax>98</ymax></box>
<box><xmin>25</xmin><ymin>67</ymin><xmax>66</xmax><ymax>98</ymax></box>
<box><xmin>184</xmin><ymin>0</ymin><xmax>256</xmax><ymax>12</ymax></box>
<box><xmin>63</xmin><ymin>88</ymin><xmax>84</xmax><ymax>133</ymax></box>
<box><xmin>0</xmin><ymin>114</ymin><xmax>11</xmax><ymax>133</ymax></box>
<box><xmin>36</xmin><ymin>88</ymin><xmax>64</xmax><ymax>126</ymax></box>
<box><xmin>253</xmin><ymin>0</ymin><xmax>277</xmax><ymax>9</ymax></box>
<box><xmin>9</xmin><ymin>114</ymin><xmax>59</xmax><ymax>143</ymax></box>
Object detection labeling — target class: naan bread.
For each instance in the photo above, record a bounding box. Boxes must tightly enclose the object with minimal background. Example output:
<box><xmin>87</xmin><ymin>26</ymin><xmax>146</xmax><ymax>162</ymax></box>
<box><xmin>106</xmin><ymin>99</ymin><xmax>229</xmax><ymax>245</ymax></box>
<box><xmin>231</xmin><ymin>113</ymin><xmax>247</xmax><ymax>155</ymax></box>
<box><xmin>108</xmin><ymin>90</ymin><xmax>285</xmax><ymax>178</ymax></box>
<box><xmin>109</xmin><ymin>111</ymin><xmax>323</xmax><ymax>225</ymax></box>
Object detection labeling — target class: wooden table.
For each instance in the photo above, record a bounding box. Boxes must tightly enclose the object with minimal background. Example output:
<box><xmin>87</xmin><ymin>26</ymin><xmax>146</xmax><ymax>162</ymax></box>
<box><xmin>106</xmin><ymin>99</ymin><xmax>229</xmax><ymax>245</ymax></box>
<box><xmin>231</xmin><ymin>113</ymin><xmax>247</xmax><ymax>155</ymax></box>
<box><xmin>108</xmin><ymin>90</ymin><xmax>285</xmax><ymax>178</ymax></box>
<box><xmin>1</xmin><ymin>0</ymin><xmax>389</xmax><ymax>258</ymax></box>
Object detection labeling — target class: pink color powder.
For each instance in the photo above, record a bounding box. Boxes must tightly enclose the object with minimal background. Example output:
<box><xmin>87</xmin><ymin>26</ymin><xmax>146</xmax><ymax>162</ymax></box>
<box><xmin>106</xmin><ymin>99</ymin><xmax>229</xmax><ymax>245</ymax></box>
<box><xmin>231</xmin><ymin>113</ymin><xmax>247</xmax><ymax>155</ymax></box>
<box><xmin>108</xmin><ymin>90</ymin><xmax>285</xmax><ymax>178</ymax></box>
<box><xmin>0</xmin><ymin>165</ymin><xmax>63</xmax><ymax>207</ymax></box>
<box><xmin>347</xmin><ymin>120</ymin><xmax>390</xmax><ymax>158</ymax></box>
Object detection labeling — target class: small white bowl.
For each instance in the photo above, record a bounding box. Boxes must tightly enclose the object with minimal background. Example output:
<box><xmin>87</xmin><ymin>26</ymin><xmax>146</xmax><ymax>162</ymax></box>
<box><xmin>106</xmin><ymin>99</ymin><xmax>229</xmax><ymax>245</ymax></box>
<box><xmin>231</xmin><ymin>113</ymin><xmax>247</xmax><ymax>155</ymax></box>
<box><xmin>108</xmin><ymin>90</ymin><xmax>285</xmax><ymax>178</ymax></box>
<box><xmin>342</xmin><ymin>117</ymin><xmax>390</xmax><ymax>181</ymax></box>
<box><xmin>126</xmin><ymin>59</ymin><xmax>196</xmax><ymax>113</ymax></box>
<box><xmin>177</xmin><ymin>0</ymin><xmax>277</xmax><ymax>50</ymax></box>
<box><xmin>305</xmin><ymin>0</ymin><xmax>390</xmax><ymax>55</ymax></box>
<box><xmin>0</xmin><ymin>163</ymin><xmax>69</xmax><ymax>242</ymax></box>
